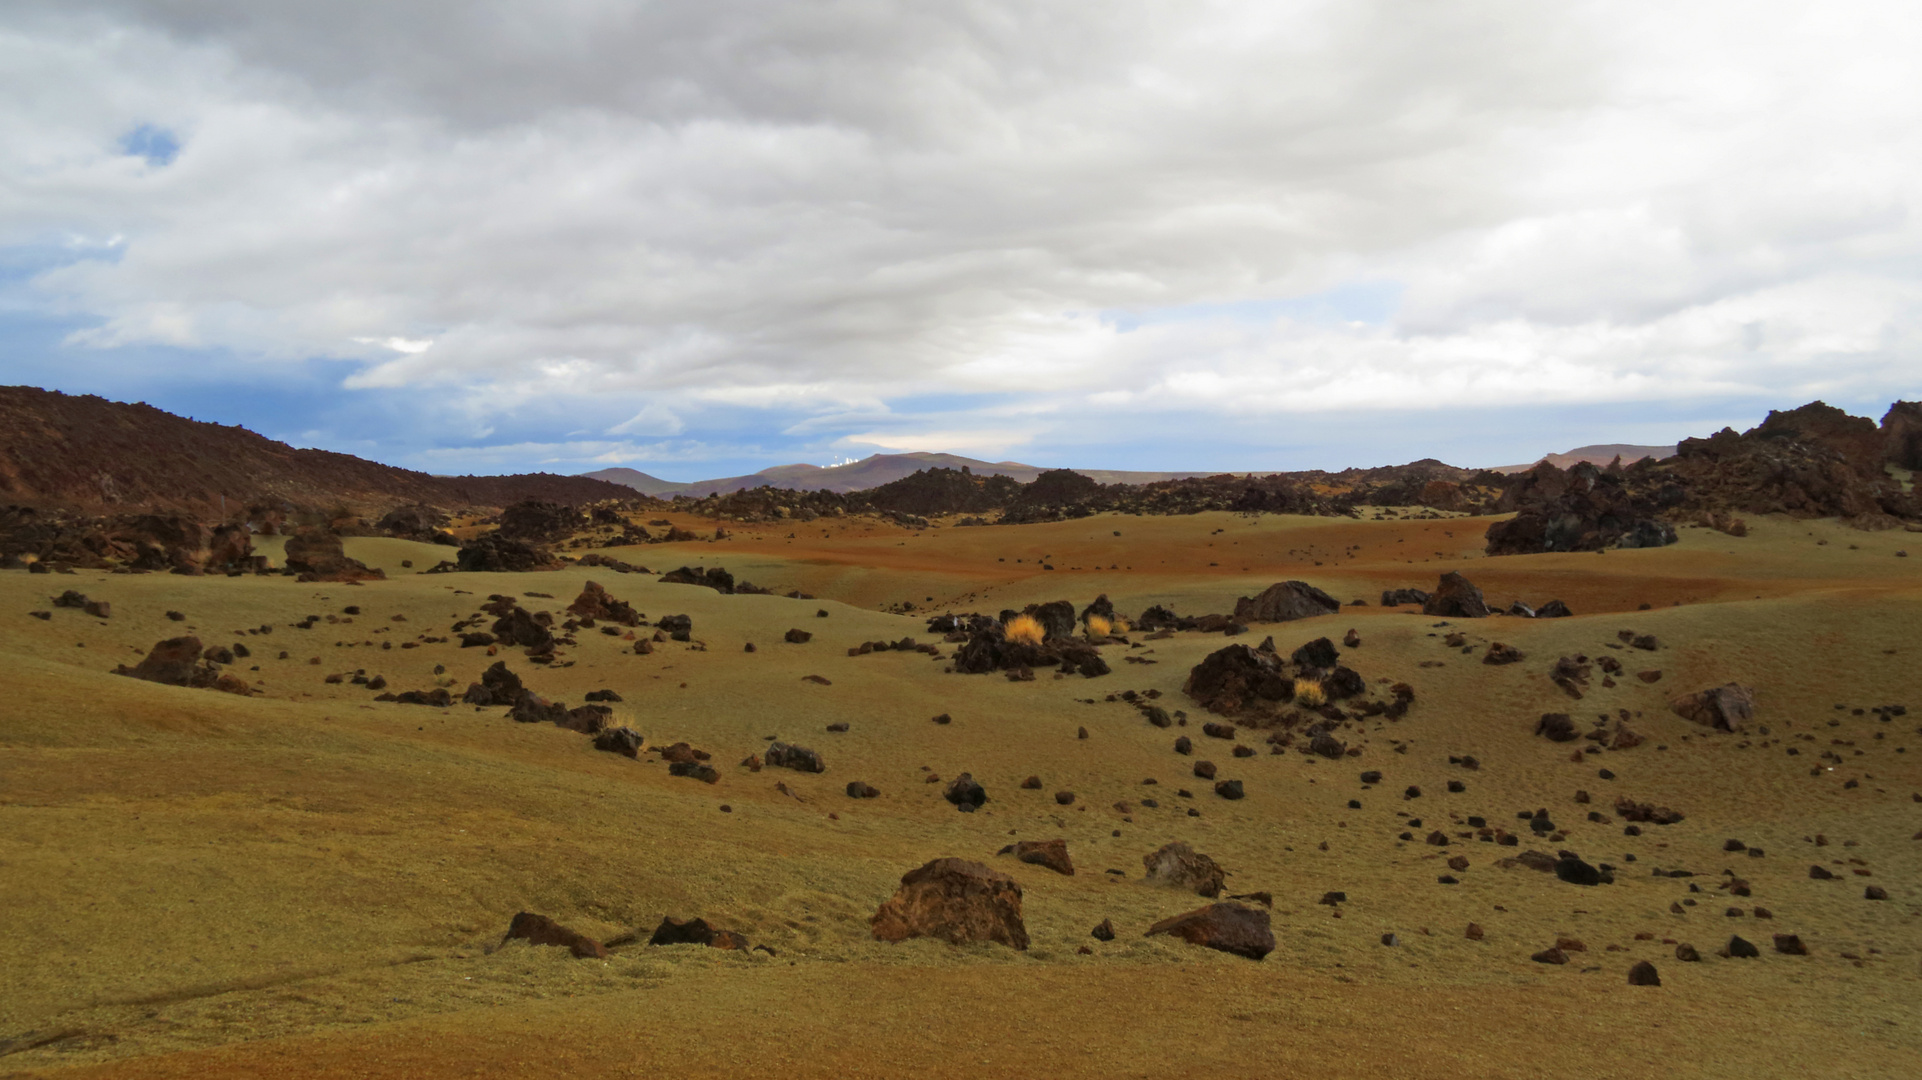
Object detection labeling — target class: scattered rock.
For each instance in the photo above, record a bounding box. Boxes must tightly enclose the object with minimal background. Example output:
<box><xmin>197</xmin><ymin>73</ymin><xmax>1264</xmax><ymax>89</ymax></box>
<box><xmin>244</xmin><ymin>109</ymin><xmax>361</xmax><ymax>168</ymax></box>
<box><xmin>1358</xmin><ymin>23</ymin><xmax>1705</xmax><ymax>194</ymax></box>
<box><xmin>846</xmin><ymin>781</ymin><xmax>880</xmax><ymax>799</ymax></box>
<box><xmin>1627</xmin><ymin>960</ymin><xmax>1661</xmax><ymax>986</ymax></box>
<box><xmin>1531</xmin><ymin>946</ymin><xmax>1569</xmax><ymax>964</ymax></box>
<box><xmin>1091</xmin><ymin>918</ymin><xmax>1116</xmax><ymax>941</ymax></box>
<box><xmin>1773</xmin><ymin>934</ymin><xmax>1808</xmax><ymax>955</ymax></box>
<box><xmin>1727</xmin><ymin>935</ymin><xmax>1760</xmax><ymax>958</ymax></box>
<box><xmin>1231</xmin><ymin>580</ymin><xmax>1341</xmax><ymax>623</ymax></box>
<box><xmin>1214</xmin><ymin>779</ymin><xmax>1245</xmax><ymax>800</ymax></box>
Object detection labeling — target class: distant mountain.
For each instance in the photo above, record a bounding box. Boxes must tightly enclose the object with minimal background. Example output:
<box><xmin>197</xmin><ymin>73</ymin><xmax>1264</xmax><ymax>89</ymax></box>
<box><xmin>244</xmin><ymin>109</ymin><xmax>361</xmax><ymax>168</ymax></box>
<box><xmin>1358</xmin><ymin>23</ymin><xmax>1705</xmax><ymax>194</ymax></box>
<box><xmin>0</xmin><ymin>386</ymin><xmax>637</xmax><ymax>512</ymax></box>
<box><xmin>1490</xmin><ymin>443</ymin><xmax>1677</xmax><ymax>475</ymax></box>
<box><xmin>582</xmin><ymin>452</ymin><xmax>1214</xmax><ymax>497</ymax></box>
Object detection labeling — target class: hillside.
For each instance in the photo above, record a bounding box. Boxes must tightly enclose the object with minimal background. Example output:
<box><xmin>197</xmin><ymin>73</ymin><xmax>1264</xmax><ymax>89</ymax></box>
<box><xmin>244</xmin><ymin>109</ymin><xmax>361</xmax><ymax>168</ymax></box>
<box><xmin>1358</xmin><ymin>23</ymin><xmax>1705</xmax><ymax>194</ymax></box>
<box><xmin>583</xmin><ymin>452</ymin><xmax>1215</xmax><ymax>497</ymax></box>
<box><xmin>0</xmin><ymin>387</ymin><xmax>637</xmax><ymax>512</ymax></box>
<box><xmin>1490</xmin><ymin>443</ymin><xmax>1678</xmax><ymax>474</ymax></box>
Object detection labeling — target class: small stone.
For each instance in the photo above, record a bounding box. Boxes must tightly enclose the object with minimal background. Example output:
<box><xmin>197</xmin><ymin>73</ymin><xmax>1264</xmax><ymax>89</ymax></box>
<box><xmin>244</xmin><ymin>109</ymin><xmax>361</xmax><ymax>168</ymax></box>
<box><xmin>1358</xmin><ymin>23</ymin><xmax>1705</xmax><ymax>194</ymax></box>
<box><xmin>1465</xmin><ymin>922</ymin><xmax>1484</xmax><ymax>940</ymax></box>
<box><xmin>1674</xmin><ymin>942</ymin><xmax>1701</xmax><ymax>961</ymax></box>
<box><xmin>1091</xmin><ymin>918</ymin><xmax>1116</xmax><ymax>941</ymax></box>
<box><xmin>1772</xmin><ymin>934</ymin><xmax>1808</xmax><ymax>955</ymax></box>
<box><xmin>1627</xmin><ymin>960</ymin><xmax>1661</xmax><ymax>986</ymax></box>
<box><xmin>1055</xmin><ymin>790</ymin><xmax>1076</xmax><ymax>805</ymax></box>
<box><xmin>1727</xmin><ymin>935</ymin><xmax>1760</xmax><ymax>958</ymax></box>
<box><xmin>1531</xmin><ymin>946</ymin><xmax>1569</xmax><ymax>965</ymax></box>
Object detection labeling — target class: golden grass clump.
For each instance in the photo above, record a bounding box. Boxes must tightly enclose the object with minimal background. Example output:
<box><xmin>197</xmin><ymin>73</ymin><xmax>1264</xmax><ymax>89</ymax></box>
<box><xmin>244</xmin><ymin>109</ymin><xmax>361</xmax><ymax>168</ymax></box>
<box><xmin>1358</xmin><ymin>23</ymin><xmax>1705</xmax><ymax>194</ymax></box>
<box><xmin>1111</xmin><ymin>615</ymin><xmax>1130</xmax><ymax>633</ymax></box>
<box><xmin>1085</xmin><ymin>614</ymin><xmax>1113</xmax><ymax>638</ymax></box>
<box><xmin>1005</xmin><ymin>614</ymin><xmax>1045</xmax><ymax>645</ymax></box>
<box><xmin>1293</xmin><ymin>678</ymin><xmax>1327</xmax><ymax>708</ymax></box>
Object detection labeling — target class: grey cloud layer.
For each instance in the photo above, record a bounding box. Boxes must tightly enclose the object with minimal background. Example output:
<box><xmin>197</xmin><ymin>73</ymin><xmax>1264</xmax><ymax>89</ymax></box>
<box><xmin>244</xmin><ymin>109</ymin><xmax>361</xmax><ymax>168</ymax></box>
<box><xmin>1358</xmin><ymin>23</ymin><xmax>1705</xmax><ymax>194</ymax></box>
<box><xmin>5</xmin><ymin>0</ymin><xmax>1920</xmax><ymax>460</ymax></box>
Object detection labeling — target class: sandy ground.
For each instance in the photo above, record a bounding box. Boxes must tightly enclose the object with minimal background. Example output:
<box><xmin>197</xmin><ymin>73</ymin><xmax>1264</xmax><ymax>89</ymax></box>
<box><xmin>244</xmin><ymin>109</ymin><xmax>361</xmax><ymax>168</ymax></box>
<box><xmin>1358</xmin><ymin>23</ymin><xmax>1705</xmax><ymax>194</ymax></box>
<box><xmin>1</xmin><ymin>510</ymin><xmax>1918</xmax><ymax>1078</ymax></box>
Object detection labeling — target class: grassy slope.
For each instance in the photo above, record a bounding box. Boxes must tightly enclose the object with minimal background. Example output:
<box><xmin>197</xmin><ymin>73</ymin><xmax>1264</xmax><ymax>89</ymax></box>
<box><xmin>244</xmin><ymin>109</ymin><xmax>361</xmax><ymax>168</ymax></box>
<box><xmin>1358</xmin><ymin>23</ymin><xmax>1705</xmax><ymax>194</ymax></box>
<box><xmin>1</xmin><ymin>512</ymin><xmax>1919</xmax><ymax>1077</ymax></box>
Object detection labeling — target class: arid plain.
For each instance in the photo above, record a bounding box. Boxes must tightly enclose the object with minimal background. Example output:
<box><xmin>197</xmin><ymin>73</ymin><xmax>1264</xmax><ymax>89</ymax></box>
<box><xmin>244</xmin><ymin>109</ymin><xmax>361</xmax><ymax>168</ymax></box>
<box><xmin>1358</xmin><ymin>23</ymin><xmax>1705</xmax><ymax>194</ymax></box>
<box><xmin>3</xmin><ymin>507</ymin><xmax>1920</xmax><ymax>1079</ymax></box>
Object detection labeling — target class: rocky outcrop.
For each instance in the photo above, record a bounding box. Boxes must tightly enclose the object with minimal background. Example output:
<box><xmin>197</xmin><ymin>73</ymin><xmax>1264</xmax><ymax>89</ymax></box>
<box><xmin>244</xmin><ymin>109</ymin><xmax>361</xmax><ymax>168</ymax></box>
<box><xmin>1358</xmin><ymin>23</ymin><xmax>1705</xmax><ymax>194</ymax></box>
<box><xmin>282</xmin><ymin>530</ymin><xmax>384</xmax><ymax>582</ymax></box>
<box><xmin>376</xmin><ymin>504</ymin><xmax>456</xmax><ymax>544</ymax></box>
<box><xmin>1484</xmin><ymin>461</ymin><xmax>1677</xmax><ymax>555</ymax></box>
<box><xmin>455</xmin><ymin>534</ymin><xmax>562</xmax><ymax>572</ymax></box>
<box><xmin>1232</xmin><ymin>580</ymin><xmax>1340</xmax><ymax>624</ymax></box>
<box><xmin>660</xmin><ymin>566</ymin><xmax>735</xmax><ymax>593</ymax></box>
<box><xmin>497</xmin><ymin>499</ymin><xmax>584</xmax><ymax>542</ymax></box>
<box><xmin>1884</xmin><ymin>401</ymin><xmax>1922</xmax><ymax>470</ymax></box>
<box><xmin>870</xmin><ymin>858</ymin><xmax>1029</xmax><ymax>950</ymax></box>
<box><xmin>951</xmin><ymin>622</ymin><xmax>1110</xmax><ymax>678</ymax></box>
<box><xmin>566</xmin><ymin>581</ymin><xmax>640</xmax><ymax>625</ymax></box>
<box><xmin>1144</xmin><ymin>902</ymin><xmax>1274</xmax><ymax>960</ymax></box>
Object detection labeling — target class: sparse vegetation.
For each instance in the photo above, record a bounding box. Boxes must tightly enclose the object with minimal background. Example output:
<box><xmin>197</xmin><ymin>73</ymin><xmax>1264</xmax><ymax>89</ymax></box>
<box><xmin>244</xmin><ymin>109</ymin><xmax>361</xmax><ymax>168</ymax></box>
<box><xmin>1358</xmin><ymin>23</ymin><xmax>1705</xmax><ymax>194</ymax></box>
<box><xmin>1086</xmin><ymin>614</ymin><xmax>1113</xmax><ymax>638</ymax></box>
<box><xmin>1293</xmin><ymin>678</ymin><xmax>1326</xmax><ymax>708</ymax></box>
<box><xmin>1005</xmin><ymin>614</ymin><xmax>1045</xmax><ymax>645</ymax></box>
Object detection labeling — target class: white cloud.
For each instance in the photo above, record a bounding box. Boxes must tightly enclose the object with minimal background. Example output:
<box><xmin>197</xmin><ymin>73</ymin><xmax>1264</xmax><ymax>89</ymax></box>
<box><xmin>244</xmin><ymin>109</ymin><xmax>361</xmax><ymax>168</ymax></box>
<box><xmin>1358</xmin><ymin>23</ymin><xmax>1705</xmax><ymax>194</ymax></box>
<box><xmin>4</xmin><ymin>0</ymin><xmax>1921</xmax><ymax>468</ymax></box>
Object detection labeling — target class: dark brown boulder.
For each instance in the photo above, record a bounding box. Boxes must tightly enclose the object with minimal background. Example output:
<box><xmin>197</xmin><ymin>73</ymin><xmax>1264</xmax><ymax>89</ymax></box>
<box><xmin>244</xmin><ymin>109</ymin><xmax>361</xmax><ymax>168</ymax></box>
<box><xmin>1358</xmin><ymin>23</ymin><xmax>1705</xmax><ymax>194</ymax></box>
<box><xmin>558</xmin><ymin>705</ymin><xmax>611</xmax><ymax>734</ymax></box>
<box><xmin>846</xmin><ymin>781</ymin><xmax>880</xmax><ymax>799</ymax></box>
<box><xmin>1773</xmin><ymin>934</ymin><xmax>1808</xmax><ymax>955</ymax></box>
<box><xmin>1214</xmin><ymin>779</ymin><xmax>1245</xmax><ymax>800</ymax></box>
<box><xmin>1091</xmin><ymin>918</ymin><xmax>1116</xmax><ymax>941</ymax></box>
<box><xmin>491</xmin><ymin>607</ymin><xmax>555</xmax><ymax>650</ymax></box>
<box><xmin>944</xmin><ymin>773</ymin><xmax>987</xmax><ymax>809</ymax></box>
<box><xmin>870</xmin><ymin>858</ymin><xmax>1029</xmax><ymax>950</ymax></box>
<box><xmin>784</xmin><ymin>628</ymin><xmax>812</xmax><ymax>643</ymax></box>
<box><xmin>1141</xmin><ymin>841</ymin><xmax>1225</xmax><ymax>897</ymax></box>
<box><xmin>661</xmin><ymin>565</ymin><xmax>737</xmax><ymax>593</ymax></box>
<box><xmin>503</xmin><ymin>912</ymin><xmax>606</xmax><ymax>958</ymax></box>
<box><xmin>1535</xmin><ymin>713</ymin><xmax>1578</xmax><ymax>741</ymax></box>
<box><xmin>1001</xmin><ymin>838</ymin><xmax>1074</xmax><ymax>876</ymax></box>
<box><xmin>1183</xmin><ymin>643</ymin><xmax>1291</xmax><ymax>718</ymax></box>
<box><xmin>1727</xmin><ymin>935</ymin><xmax>1760</xmax><ymax>958</ymax></box>
<box><xmin>1380</xmin><ymin>588</ymin><xmax>1430</xmax><ymax>607</ymax></box>
<box><xmin>1483</xmin><ymin>642</ymin><xmax>1524</xmax><ymax>665</ymax></box>
<box><xmin>1144</xmin><ymin>902</ymin><xmax>1274</xmax><ymax>960</ymax></box>
<box><xmin>645</xmin><ymin>916</ymin><xmax>751</xmax><ymax>951</ymax></box>
<box><xmin>593</xmin><ymin>727</ymin><xmax>644</xmax><ymax>757</ymax></box>
<box><xmin>1627</xmin><ymin>960</ymin><xmax>1661</xmax><ymax>985</ymax></box>
<box><xmin>764</xmin><ymin>742</ymin><xmax>825</xmax><ymax>773</ymax></box>
<box><xmin>1232</xmin><ymin>581</ymin><xmax>1340</xmax><ymax>624</ymax></box>
<box><xmin>1670</xmin><ymin>683</ymin><xmax>1755</xmax><ymax>731</ymax></box>
<box><xmin>1422</xmin><ymin>572</ymin><xmax>1489</xmax><ymax>618</ymax></box>
<box><xmin>566</xmin><ymin>581</ymin><xmax>640</xmax><ymax>625</ymax></box>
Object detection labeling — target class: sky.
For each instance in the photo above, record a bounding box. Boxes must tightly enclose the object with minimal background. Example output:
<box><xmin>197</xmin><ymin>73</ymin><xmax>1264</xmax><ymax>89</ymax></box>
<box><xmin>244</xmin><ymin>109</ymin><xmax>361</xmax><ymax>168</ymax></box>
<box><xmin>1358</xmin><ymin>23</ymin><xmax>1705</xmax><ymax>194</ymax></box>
<box><xmin>3</xmin><ymin>1</ymin><xmax>1920</xmax><ymax>481</ymax></box>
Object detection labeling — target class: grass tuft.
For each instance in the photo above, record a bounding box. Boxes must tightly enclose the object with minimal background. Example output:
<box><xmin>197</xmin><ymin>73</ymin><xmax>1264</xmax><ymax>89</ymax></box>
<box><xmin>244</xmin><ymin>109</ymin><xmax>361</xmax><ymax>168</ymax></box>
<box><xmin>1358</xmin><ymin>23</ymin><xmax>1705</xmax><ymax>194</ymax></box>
<box><xmin>1005</xmin><ymin>614</ymin><xmax>1045</xmax><ymax>645</ymax></box>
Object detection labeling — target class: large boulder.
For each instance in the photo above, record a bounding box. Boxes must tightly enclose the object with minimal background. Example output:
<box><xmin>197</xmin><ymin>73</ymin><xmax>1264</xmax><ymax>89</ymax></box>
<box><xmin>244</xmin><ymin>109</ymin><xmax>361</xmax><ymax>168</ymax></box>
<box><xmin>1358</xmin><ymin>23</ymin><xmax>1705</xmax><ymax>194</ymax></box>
<box><xmin>1670</xmin><ymin>683</ymin><xmax>1755</xmax><ymax>731</ymax></box>
<box><xmin>1421</xmin><ymin>572</ymin><xmax>1489</xmax><ymax>618</ymax></box>
<box><xmin>1142</xmin><ymin>841</ymin><xmax>1226</xmax><ymax>898</ymax></box>
<box><xmin>376</xmin><ymin>504</ymin><xmax>455</xmax><ymax>544</ymax></box>
<box><xmin>870</xmin><ymin>858</ymin><xmax>1029</xmax><ymax>950</ymax></box>
<box><xmin>1232</xmin><ymin>581</ymin><xmax>1340</xmax><ymax>624</ymax></box>
<box><xmin>283</xmin><ymin>530</ymin><xmax>384</xmax><ymax>583</ymax></box>
<box><xmin>114</xmin><ymin>635</ymin><xmax>204</xmax><ymax>686</ymax></box>
<box><xmin>1144</xmin><ymin>902</ymin><xmax>1274</xmax><ymax>960</ymax></box>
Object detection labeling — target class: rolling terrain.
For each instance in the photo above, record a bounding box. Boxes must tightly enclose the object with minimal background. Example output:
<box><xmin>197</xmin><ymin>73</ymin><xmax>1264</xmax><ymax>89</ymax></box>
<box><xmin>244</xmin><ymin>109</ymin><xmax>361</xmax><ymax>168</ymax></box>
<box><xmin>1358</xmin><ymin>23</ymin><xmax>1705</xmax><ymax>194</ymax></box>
<box><xmin>1</xmin><ymin>504</ymin><xmax>1918</xmax><ymax>1079</ymax></box>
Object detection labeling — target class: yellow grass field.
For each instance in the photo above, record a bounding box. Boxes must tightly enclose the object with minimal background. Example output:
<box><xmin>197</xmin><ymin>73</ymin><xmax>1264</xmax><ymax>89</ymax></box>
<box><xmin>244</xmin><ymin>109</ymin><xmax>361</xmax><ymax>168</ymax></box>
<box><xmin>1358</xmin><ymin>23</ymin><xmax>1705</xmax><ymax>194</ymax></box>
<box><xmin>2</xmin><ymin>510</ymin><xmax>1918</xmax><ymax>1078</ymax></box>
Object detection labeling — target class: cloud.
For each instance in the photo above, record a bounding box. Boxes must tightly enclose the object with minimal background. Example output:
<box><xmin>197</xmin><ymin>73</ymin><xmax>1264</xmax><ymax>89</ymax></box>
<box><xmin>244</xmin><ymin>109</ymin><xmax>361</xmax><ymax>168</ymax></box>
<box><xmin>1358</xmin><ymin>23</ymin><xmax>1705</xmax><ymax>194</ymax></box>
<box><xmin>3</xmin><ymin>0</ymin><xmax>1920</xmax><ymax>475</ymax></box>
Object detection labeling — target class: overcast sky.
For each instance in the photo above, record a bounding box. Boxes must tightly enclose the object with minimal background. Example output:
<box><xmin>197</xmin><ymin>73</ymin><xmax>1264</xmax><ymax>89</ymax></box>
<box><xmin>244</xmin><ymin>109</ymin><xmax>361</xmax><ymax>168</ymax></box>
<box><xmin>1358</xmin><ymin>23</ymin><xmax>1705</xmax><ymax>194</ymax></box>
<box><xmin>4</xmin><ymin>1</ymin><xmax>1919</xmax><ymax>479</ymax></box>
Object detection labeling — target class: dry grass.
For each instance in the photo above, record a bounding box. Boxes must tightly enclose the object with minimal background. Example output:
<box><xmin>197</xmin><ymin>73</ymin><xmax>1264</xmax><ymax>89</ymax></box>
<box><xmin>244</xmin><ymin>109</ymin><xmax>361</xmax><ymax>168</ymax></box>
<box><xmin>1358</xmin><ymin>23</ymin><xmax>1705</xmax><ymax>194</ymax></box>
<box><xmin>1085</xmin><ymin>614</ymin><xmax>1113</xmax><ymax>638</ymax></box>
<box><xmin>1004</xmin><ymin>613</ymin><xmax>1045</xmax><ymax>645</ymax></box>
<box><xmin>1292</xmin><ymin>677</ymin><xmax>1326</xmax><ymax>708</ymax></box>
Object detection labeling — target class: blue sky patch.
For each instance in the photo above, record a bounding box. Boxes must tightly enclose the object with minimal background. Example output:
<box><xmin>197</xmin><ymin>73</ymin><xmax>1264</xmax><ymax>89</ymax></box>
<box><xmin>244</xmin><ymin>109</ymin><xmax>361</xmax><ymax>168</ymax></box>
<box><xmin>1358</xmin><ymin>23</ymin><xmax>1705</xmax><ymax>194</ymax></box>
<box><xmin>118</xmin><ymin>124</ymin><xmax>181</xmax><ymax>167</ymax></box>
